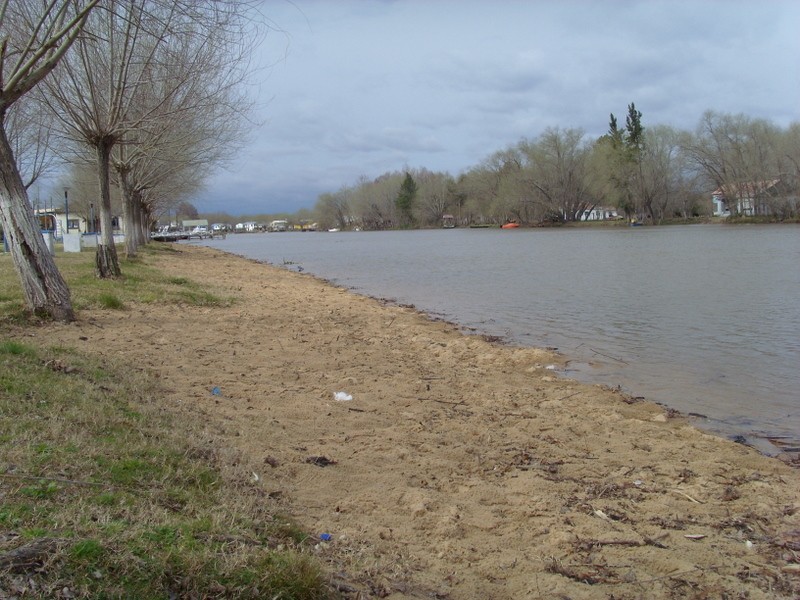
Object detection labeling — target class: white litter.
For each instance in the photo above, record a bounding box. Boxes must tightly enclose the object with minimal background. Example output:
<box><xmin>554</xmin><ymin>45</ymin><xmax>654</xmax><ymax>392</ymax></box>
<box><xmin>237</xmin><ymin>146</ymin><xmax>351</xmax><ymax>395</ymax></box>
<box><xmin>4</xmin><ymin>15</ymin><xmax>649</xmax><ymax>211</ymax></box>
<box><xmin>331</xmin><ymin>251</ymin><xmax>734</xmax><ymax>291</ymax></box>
<box><xmin>334</xmin><ymin>391</ymin><xmax>353</xmax><ymax>401</ymax></box>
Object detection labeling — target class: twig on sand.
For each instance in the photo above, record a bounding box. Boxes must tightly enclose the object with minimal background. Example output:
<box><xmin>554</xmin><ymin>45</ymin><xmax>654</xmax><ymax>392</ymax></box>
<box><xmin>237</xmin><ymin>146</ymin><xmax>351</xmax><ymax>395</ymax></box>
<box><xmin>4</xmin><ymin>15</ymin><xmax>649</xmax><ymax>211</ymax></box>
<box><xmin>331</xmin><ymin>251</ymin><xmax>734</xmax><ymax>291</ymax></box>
<box><xmin>671</xmin><ymin>489</ymin><xmax>705</xmax><ymax>504</ymax></box>
<box><xmin>432</xmin><ymin>398</ymin><xmax>466</xmax><ymax>406</ymax></box>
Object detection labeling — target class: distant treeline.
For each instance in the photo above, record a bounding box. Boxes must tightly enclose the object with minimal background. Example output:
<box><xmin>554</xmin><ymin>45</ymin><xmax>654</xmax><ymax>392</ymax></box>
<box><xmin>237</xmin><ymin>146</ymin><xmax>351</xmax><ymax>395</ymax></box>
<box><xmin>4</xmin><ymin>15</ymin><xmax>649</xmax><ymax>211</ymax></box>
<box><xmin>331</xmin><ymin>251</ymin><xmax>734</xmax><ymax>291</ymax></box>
<box><xmin>310</xmin><ymin>107</ymin><xmax>800</xmax><ymax>230</ymax></box>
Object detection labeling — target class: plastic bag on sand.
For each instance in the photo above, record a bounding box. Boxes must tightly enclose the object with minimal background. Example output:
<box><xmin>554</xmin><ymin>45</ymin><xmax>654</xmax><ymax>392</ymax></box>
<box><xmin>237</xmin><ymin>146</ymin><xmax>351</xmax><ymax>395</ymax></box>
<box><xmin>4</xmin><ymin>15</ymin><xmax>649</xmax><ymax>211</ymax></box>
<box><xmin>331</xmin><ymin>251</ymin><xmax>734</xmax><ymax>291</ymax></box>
<box><xmin>333</xmin><ymin>391</ymin><xmax>353</xmax><ymax>401</ymax></box>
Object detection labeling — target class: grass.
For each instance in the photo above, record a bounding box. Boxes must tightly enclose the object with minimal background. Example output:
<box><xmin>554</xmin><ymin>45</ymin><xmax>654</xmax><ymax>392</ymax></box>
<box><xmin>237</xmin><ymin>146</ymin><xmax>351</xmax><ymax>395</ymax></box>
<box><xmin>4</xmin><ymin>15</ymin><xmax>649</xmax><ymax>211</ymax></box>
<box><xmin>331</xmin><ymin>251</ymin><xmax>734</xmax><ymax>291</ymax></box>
<box><xmin>0</xmin><ymin>246</ymin><xmax>336</xmax><ymax>599</ymax></box>
<box><xmin>0</xmin><ymin>244</ymin><xmax>232</xmax><ymax>319</ymax></box>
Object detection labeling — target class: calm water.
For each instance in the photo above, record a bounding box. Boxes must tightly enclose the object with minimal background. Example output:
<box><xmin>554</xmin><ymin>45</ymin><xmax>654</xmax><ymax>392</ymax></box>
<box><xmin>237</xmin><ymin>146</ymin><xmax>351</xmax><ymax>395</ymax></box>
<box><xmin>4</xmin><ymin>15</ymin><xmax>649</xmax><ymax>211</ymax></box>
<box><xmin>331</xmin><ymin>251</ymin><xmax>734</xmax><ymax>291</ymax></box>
<box><xmin>199</xmin><ymin>225</ymin><xmax>800</xmax><ymax>454</ymax></box>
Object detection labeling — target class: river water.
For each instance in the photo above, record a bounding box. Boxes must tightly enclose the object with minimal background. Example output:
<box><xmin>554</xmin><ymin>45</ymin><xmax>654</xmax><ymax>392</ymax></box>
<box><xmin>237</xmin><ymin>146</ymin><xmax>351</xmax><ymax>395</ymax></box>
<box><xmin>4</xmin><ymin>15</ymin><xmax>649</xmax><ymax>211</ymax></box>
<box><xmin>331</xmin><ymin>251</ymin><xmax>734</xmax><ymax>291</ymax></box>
<box><xmin>198</xmin><ymin>224</ymin><xmax>799</xmax><ymax>454</ymax></box>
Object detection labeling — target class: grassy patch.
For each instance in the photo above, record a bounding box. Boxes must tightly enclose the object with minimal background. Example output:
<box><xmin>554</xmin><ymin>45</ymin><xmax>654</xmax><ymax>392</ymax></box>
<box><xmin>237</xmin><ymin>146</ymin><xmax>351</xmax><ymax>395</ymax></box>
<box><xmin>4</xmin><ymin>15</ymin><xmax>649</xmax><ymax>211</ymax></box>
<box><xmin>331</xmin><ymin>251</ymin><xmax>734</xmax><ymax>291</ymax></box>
<box><xmin>0</xmin><ymin>245</ymin><xmax>232</xmax><ymax>321</ymax></box>
<box><xmin>0</xmin><ymin>340</ymin><xmax>333</xmax><ymax>598</ymax></box>
<box><xmin>0</xmin><ymin>335</ymin><xmax>333</xmax><ymax>596</ymax></box>
<box><xmin>73</xmin><ymin>247</ymin><xmax>231</xmax><ymax>311</ymax></box>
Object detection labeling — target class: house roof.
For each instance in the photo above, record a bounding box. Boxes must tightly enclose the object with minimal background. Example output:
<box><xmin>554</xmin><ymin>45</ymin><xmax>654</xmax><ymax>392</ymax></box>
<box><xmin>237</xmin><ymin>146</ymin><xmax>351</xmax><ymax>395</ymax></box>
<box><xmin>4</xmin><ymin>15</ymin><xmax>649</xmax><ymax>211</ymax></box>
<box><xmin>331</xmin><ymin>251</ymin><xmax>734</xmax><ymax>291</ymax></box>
<box><xmin>712</xmin><ymin>179</ymin><xmax>780</xmax><ymax>199</ymax></box>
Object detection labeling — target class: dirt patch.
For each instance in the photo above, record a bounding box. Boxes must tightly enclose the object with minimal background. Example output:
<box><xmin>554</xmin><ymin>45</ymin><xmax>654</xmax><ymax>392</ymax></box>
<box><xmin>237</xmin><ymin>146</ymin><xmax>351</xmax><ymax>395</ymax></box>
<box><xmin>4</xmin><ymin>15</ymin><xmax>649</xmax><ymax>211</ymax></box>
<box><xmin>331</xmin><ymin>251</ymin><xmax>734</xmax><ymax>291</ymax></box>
<box><xmin>33</xmin><ymin>245</ymin><xmax>800</xmax><ymax>598</ymax></box>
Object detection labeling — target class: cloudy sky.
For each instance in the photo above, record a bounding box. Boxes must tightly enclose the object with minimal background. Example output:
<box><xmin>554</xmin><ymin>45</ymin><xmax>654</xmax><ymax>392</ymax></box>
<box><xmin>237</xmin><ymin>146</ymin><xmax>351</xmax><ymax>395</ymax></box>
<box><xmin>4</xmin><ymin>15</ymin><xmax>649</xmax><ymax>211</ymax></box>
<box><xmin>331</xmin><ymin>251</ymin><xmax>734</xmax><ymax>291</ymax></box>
<box><xmin>193</xmin><ymin>0</ymin><xmax>800</xmax><ymax>216</ymax></box>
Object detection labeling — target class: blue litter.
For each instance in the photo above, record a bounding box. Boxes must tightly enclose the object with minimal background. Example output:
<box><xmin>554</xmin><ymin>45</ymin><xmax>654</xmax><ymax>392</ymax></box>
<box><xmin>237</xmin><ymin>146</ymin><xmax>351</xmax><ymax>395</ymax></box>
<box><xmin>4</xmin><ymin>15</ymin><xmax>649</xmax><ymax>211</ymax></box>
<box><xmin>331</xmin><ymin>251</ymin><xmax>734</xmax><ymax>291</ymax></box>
<box><xmin>211</xmin><ymin>387</ymin><xmax>221</xmax><ymax>396</ymax></box>
<box><xmin>319</xmin><ymin>533</ymin><xmax>332</xmax><ymax>541</ymax></box>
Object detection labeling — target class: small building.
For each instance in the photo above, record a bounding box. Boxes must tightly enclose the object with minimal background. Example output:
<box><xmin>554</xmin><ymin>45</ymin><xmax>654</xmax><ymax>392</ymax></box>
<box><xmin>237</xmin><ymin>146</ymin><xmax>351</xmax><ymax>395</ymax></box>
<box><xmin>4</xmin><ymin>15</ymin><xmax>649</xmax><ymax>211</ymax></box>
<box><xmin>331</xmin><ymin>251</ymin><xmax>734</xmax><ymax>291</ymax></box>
<box><xmin>580</xmin><ymin>207</ymin><xmax>619</xmax><ymax>221</ymax></box>
<box><xmin>268</xmin><ymin>219</ymin><xmax>288</xmax><ymax>232</ymax></box>
<box><xmin>34</xmin><ymin>207</ymin><xmax>119</xmax><ymax>237</ymax></box>
<box><xmin>711</xmin><ymin>179</ymin><xmax>794</xmax><ymax>217</ymax></box>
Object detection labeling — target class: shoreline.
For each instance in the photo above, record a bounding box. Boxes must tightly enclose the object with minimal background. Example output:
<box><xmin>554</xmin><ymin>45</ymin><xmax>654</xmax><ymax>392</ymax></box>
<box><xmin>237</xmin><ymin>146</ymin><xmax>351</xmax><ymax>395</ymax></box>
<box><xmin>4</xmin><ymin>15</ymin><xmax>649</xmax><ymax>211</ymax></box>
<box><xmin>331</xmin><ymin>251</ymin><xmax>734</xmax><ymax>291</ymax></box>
<box><xmin>20</xmin><ymin>245</ymin><xmax>800</xmax><ymax>598</ymax></box>
<box><xmin>221</xmin><ymin>242</ymin><xmax>798</xmax><ymax>462</ymax></box>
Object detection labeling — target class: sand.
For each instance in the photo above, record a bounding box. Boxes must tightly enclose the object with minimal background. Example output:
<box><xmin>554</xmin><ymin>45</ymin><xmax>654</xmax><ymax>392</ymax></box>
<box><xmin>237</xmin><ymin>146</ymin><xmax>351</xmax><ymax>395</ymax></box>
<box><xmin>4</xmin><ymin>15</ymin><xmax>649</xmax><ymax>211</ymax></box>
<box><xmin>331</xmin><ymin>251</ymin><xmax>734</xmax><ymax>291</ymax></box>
<box><xmin>32</xmin><ymin>245</ymin><xmax>800</xmax><ymax>598</ymax></box>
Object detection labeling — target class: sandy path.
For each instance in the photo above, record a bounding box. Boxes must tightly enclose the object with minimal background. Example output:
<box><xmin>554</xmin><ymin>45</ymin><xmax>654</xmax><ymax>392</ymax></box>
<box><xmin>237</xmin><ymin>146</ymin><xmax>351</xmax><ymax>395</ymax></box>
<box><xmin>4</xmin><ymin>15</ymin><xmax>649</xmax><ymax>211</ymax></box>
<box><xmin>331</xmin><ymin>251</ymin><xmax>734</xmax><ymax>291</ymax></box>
<box><xmin>36</xmin><ymin>245</ymin><xmax>800</xmax><ymax>599</ymax></box>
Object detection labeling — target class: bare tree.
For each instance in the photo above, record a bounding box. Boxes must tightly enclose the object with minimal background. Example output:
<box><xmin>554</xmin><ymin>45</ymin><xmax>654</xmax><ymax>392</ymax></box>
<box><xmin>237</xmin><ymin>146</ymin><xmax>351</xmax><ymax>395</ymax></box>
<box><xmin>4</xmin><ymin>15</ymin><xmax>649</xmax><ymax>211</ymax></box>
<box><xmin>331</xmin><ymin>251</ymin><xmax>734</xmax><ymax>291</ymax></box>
<box><xmin>521</xmin><ymin>128</ymin><xmax>594</xmax><ymax>222</ymax></box>
<box><xmin>0</xmin><ymin>0</ymin><xmax>98</xmax><ymax>321</ymax></box>
<box><xmin>315</xmin><ymin>188</ymin><xmax>351</xmax><ymax>230</ymax></box>
<box><xmin>413</xmin><ymin>168</ymin><xmax>454</xmax><ymax>227</ymax></box>
<box><xmin>42</xmin><ymin>0</ymin><xmax>261</xmax><ymax>275</ymax></box>
<box><xmin>6</xmin><ymin>96</ymin><xmax>55</xmax><ymax>190</ymax></box>
<box><xmin>684</xmin><ymin>111</ymin><xmax>790</xmax><ymax>217</ymax></box>
<box><xmin>110</xmin><ymin>0</ymin><xmax>260</xmax><ymax>257</ymax></box>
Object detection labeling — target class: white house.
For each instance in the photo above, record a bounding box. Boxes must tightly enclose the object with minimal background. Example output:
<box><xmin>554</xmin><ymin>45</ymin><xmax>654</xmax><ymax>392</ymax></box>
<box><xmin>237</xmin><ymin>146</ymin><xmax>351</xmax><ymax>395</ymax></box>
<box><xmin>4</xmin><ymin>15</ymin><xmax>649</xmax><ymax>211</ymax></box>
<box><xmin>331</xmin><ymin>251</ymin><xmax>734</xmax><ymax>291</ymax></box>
<box><xmin>712</xmin><ymin>179</ymin><xmax>784</xmax><ymax>217</ymax></box>
<box><xmin>234</xmin><ymin>221</ymin><xmax>260</xmax><ymax>232</ymax></box>
<box><xmin>580</xmin><ymin>206</ymin><xmax>619</xmax><ymax>221</ymax></box>
<box><xmin>268</xmin><ymin>219</ymin><xmax>288</xmax><ymax>232</ymax></box>
<box><xmin>33</xmin><ymin>207</ymin><xmax>122</xmax><ymax>237</ymax></box>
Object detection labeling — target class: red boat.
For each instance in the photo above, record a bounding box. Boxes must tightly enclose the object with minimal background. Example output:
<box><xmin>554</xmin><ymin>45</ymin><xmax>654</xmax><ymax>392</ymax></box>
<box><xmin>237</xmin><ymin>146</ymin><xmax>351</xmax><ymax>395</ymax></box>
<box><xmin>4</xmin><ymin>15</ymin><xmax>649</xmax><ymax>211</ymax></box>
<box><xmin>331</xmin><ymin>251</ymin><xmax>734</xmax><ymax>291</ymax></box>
<box><xmin>501</xmin><ymin>222</ymin><xmax>520</xmax><ymax>229</ymax></box>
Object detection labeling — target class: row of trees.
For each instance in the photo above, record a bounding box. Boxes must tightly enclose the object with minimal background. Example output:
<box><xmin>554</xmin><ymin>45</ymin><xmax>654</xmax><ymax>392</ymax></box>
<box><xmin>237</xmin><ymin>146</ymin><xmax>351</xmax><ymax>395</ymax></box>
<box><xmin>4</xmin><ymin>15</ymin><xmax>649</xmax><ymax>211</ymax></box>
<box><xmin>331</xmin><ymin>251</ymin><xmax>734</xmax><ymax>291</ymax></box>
<box><xmin>0</xmin><ymin>0</ymin><xmax>262</xmax><ymax>320</ymax></box>
<box><xmin>314</xmin><ymin>106</ymin><xmax>800</xmax><ymax>230</ymax></box>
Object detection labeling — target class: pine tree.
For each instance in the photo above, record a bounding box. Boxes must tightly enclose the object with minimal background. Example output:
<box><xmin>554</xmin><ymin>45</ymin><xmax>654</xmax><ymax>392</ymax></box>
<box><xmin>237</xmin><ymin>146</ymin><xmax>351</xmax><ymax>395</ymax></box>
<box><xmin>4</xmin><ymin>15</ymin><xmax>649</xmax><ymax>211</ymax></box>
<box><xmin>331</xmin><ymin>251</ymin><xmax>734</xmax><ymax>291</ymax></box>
<box><xmin>606</xmin><ymin>103</ymin><xmax>646</xmax><ymax>220</ymax></box>
<box><xmin>395</xmin><ymin>172</ymin><xmax>417</xmax><ymax>227</ymax></box>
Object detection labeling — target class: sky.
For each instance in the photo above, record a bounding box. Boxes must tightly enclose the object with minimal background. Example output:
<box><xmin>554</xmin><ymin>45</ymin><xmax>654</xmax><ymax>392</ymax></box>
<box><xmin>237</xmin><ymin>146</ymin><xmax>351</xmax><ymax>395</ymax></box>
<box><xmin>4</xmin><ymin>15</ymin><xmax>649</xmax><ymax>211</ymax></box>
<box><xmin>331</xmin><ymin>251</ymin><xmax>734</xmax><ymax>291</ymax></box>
<box><xmin>192</xmin><ymin>0</ymin><xmax>800</xmax><ymax>216</ymax></box>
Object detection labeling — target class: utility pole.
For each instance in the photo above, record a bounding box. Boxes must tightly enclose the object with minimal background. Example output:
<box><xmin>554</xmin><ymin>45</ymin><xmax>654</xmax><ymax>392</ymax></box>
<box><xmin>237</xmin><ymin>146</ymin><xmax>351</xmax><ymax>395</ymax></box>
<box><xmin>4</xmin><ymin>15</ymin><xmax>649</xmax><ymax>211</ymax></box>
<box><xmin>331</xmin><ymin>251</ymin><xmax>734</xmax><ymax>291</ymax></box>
<box><xmin>64</xmin><ymin>187</ymin><xmax>70</xmax><ymax>231</ymax></box>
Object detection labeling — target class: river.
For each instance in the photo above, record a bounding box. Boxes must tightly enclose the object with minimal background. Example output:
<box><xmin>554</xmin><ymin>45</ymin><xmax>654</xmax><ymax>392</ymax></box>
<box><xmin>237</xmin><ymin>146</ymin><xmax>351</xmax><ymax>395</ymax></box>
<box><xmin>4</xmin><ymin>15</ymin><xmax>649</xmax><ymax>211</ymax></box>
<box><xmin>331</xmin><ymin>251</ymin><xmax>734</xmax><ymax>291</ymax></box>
<box><xmin>198</xmin><ymin>224</ymin><xmax>800</xmax><ymax>455</ymax></box>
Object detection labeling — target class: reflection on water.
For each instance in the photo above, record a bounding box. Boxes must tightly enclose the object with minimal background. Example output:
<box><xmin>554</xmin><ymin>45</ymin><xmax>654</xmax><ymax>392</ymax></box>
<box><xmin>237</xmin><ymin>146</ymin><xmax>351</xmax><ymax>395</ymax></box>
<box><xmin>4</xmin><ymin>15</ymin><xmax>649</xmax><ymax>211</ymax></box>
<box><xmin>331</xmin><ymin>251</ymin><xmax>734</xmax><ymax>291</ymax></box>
<box><xmin>201</xmin><ymin>224</ymin><xmax>800</xmax><ymax>454</ymax></box>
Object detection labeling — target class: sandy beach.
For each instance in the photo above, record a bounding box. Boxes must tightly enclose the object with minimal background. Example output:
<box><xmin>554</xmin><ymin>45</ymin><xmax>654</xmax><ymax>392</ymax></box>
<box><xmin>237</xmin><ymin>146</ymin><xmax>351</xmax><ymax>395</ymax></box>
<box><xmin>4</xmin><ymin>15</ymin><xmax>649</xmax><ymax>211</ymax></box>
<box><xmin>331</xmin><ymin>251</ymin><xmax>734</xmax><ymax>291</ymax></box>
<box><xmin>30</xmin><ymin>245</ymin><xmax>800</xmax><ymax>598</ymax></box>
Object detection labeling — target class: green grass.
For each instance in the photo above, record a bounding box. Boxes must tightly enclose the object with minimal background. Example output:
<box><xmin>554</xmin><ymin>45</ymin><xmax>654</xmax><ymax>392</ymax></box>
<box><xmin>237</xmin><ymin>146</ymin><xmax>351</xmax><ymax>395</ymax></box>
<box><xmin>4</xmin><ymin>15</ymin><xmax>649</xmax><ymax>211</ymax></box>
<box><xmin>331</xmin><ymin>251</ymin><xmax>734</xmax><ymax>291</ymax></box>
<box><xmin>0</xmin><ymin>245</ymin><xmax>232</xmax><ymax>320</ymax></box>
<box><xmin>0</xmin><ymin>248</ymin><xmax>335</xmax><ymax>599</ymax></box>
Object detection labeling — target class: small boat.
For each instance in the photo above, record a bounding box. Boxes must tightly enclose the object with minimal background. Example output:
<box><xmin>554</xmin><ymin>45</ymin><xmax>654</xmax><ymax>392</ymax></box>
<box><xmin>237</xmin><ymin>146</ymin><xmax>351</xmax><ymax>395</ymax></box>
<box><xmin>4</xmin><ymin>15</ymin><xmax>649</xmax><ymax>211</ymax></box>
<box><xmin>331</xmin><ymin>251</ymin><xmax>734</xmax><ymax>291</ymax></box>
<box><xmin>501</xmin><ymin>222</ymin><xmax>520</xmax><ymax>229</ymax></box>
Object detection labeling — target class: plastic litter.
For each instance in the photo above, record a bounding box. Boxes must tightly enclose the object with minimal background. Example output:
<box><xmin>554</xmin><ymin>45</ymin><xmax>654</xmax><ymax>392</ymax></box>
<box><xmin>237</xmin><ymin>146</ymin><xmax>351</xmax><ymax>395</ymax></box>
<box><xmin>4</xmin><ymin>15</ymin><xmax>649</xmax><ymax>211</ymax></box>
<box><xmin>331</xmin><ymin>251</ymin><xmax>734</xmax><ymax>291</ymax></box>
<box><xmin>211</xmin><ymin>386</ymin><xmax>222</xmax><ymax>396</ymax></box>
<box><xmin>333</xmin><ymin>391</ymin><xmax>353</xmax><ymax>401</ymax></box>
<box><xmin>319</xmin><ymin>533</ymin><xmax>332</xmax><ymax>541</ymax></box>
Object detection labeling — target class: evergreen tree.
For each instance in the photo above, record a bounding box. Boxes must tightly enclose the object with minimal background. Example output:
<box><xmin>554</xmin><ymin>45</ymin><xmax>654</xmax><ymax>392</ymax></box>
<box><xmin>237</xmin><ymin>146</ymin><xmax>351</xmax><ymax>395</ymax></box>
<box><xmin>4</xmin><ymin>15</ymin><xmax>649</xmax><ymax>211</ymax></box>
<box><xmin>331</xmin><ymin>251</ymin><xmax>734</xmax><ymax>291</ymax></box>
<box><xmin>606</xmin><ymin>102</ymin><xmax>646</xmax><ymax>220</ymax></box>
<box><xmin>395</xmin><ymin>172</ymin><xmax>417</xmax><ymax>227</ymax></box>
<box><xmin>625</xmin><ymin>102</ymin><xmax>645</xmax><ymax>154</ymax></box>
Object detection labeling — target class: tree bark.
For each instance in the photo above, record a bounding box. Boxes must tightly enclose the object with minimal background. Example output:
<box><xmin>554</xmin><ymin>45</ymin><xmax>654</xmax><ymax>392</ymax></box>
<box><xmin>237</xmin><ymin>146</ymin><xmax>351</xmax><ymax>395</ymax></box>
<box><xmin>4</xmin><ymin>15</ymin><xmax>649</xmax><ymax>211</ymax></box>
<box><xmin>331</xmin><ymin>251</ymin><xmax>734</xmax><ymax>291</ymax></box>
<box><xmin>95</xmin><ymin>138</ymin><xmax>121</xmax><ymax>278</ymax></box>
<box><xmin>117</xmin><ymin>166</ymin><xmax>139</xmax><ymax>259</ymax></box>
<box><xmin>0</xmin><ymin>124</ymin><xmax>74</xmax><ymax>322</ymax></box>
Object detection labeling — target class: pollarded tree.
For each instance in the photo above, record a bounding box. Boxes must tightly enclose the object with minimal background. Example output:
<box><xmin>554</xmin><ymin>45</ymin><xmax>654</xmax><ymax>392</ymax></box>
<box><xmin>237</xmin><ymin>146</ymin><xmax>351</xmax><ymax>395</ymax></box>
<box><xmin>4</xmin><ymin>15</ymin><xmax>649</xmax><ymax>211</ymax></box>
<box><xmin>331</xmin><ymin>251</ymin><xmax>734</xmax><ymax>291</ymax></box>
<box><xmin>0</xmin><ymin>0</ymin><xmax>98</xmax><ymax>321</ymax></box>
<box><xmin>110</xmin><ymin>0</ymin><xmax>261</xmax><ymax>257</ymax></box>
<box><xmin>43</xmin><ymin>0</ymin><xmax>261</xmax><ymax>276</ymax></box>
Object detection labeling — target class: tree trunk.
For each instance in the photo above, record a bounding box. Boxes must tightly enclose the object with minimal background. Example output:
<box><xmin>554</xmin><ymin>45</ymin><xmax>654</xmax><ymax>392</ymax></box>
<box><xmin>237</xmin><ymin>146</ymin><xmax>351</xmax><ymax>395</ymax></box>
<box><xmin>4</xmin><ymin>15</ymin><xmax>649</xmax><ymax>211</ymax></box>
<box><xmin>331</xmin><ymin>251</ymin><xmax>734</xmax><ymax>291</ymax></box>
<box><xmin>0</xmin><ymin>126</ymin><xmax>74</xmax><ymax>322</ymax></box>
<box><xmin>95</xmin><ymin>139</ymin><xmax>120</xmax><ymax>278</ymax></box>
<box><xmin>132</xmin><ymin>191</ymin><xmax>148</xmax><ymax>247</ymax></box>
<box><xmin>117</xmin><ymin>167</ymin><xmax>138</xmax><ymax>259</ymax></box>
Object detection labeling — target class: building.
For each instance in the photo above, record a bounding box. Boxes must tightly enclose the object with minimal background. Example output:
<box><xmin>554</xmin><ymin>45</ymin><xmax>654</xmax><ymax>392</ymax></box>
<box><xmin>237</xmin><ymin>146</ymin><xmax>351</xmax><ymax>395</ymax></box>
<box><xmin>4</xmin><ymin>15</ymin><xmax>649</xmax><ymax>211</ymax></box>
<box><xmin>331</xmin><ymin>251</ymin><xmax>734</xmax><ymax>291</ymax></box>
<box><xmin>33</xmin><ymin>208</ymin><xmax>120</xmax><ymax>238</ymax></box>
<box><xmin>580</xmin><ymin>207</ymin><xmax>619</xmax><ymax>221</ymax></box>
<box><xmin>268</xmin><ymin>219</ymin><xmax>288</xmax><ymax>232</ymax></box>
<box><xmin>711</xmin><ymin>179</ymin><xmax>795</xmax><ymax>217</ymax></box>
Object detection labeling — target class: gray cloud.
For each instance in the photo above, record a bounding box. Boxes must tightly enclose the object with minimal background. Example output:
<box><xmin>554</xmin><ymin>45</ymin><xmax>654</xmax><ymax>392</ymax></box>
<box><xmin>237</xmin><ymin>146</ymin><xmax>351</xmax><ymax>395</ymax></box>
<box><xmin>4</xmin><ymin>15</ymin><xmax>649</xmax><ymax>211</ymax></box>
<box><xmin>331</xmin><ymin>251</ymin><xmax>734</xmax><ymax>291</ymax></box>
<box><xmin>193</xmin><ymin>0</ymin><xmax>800</xmax><ymax>215</ymax></box>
